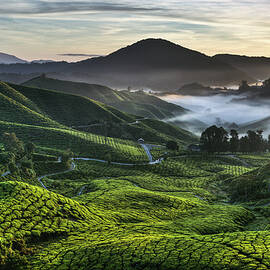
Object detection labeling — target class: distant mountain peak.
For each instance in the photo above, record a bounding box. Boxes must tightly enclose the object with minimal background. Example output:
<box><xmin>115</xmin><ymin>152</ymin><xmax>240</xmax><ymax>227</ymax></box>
<box><xmin>0</xmin><ymin>52</ymin><xmax>28</xmax><ymax>64</ymax></box>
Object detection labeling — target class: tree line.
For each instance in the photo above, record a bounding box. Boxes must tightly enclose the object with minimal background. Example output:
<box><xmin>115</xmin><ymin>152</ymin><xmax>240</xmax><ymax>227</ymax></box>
<box><xmin>200</xmin><ymin>126</ymin><xmax>269</xmax><ymax>153</ymax></box>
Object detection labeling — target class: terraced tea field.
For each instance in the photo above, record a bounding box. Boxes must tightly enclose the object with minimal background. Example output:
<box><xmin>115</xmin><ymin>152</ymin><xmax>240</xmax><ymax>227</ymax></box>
<box><xmin>2</xmin><ymin>80</ymin><xmax>270</xmax><ymax>269</ymax></box>
<box><xmin>2</xmin><ymin>145</ymin><xmax>270</xmax><ymax>269</ymax></box>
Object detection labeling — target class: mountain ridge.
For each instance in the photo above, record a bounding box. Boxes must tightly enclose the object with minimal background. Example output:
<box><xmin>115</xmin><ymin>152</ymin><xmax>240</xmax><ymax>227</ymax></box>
<box><xmin>0</xmin><ymin>52</ymin><xmax>28</xmax><ymax>64</ymax></box>
<box><xmin>0</xmin><ymin>39</ymin><xmax>254</xmax><ymax>90</ymax></box>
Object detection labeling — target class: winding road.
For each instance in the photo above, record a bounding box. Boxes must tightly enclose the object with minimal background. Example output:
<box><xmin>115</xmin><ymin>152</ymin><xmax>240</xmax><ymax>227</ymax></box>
<box><xmin>0</xmin><ymin>143</ymin><xmax>161</xmax><ymax>191</ymax></box>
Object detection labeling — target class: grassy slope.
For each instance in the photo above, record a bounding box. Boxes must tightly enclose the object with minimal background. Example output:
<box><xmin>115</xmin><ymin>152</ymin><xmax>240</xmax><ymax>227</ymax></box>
<box><xmin>9</xmin><ymin>83</ymin><xmax>197</xmax><ymax>146</ymax></box>
<box><xmin>2</xmin><ymin>153</ymin><xmax>270</xmax><ymax>269</ymax></box>
<box><xmin>10</xmin><ymin>83</ymin><xmax>135</xmax><ymax>127</ymax></box>
<box><xmin>0</xmin><ymin>82</ymin><xmax>63</xmax><ymax>128</ymax></box>
<box><xmin>22</xmin><ymin>76</ymin><xmax>187</xmax><ymax>119</ymax></box>
<box><xmin>0</xmin><ymin>120</ymin><xmax>148</xmax><ymax>163</ymax></box>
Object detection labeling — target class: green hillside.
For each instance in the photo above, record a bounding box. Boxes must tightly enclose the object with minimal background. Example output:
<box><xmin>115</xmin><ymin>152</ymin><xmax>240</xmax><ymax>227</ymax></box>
<box><xmin>0</xmin><ymin>120</ymin><xmax>148</xmax><ymax>163</ymax></box>
<box><xmin>0</xmin><ymin>82</ymin><xmax>63</xmax><ymax>128</ymax></box>
<box><xmin>7</xmin><ymin>76</ymin><xmax>270</xmax><ymax>269</ymax></box>
<box><xmin>2</xmin><ymin>150</ymin><xmax>270</xmax><ymax>269</ymax></box>
<box><xmin>10</xmin><ymin>83</ymin><xmax>135</xmax><ymax>127</ymax></box>
<box><xmin>22</xmin><ymin>76</ymin><xmax>188</xmax><ymax>119</ymax></box>
<box><xmin>5</xmin><ymin>82</ymin><xmax>197</xmax><ymax>146</ymax></box>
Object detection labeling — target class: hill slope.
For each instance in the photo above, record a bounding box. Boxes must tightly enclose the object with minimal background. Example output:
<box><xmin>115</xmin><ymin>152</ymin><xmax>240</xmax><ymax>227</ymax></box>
<box><xmin>0</xmin><ymin>52</ymin><xmax>27</xmax><ymax>64</ymax></box>
<box><xmin>22</xmin><ymin>76</ymin><xmax>188</xmax><ymax>119</ymax></box>
<box><xmin>0</xmin><ymin>82</ymin><xmax>63</xmax><ymax>128</ymax></box>
<box><xmin>214</xmin><ymin>54</ymin><xmax>270</xmax><ymax>81</ymax></box>
<box><xmin>11</xmin><ymin>83</ymin><xmax>134</xmax><ymax>127</ymax></box>
<box><xmin>0</xmin><ymin>81</ymin><xmax>197</xmax><ymax>153</ymax></box>
<box><xmin>239</xmin><ymin>116</ymin><xmax>270</xmax><ymax>133</ymax></box>
<box><xmin>1</xmin><ymin>153</ymin><xmax>270</xmax><ymax>269</ymax></box>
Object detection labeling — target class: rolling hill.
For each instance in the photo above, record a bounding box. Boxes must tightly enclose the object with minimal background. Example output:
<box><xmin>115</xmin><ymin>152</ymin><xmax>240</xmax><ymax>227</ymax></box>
<box><xmin>22</xmin><ymin>75</ymin><xmax>188</xmax><ymax>120</ymax></box>
<box><xmin>0</xmin><ymin>81</ymin><xmax>197</xmax><ymax>155</ymax></box>
<box><xmin>1</xmin><ymin>150</ymin><xmax>270</xmax><ymax>269</ymax></box>
<box><xmin>0</xmin><ymin>82</ymin><xmax>63</xmax><ymax>128</ymax></box>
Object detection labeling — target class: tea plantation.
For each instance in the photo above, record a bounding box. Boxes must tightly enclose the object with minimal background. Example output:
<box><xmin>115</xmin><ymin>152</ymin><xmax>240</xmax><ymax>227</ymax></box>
<box><xmin>2</xmin><ymin>146</ymin><xmax>270</xmax><ymax>269</ymax></box>
<box><xmin>1</xmin><ymin>80</ymin><xmax>270</xmax><ymax>269</ymax></box>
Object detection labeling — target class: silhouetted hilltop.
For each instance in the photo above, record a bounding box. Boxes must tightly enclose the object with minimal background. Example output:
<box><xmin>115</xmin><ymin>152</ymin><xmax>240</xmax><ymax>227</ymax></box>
<box><xmin>176</xmin><ymin>82</ymin><xmax>220</xmax><ymax>96</ymax></box>
<box><xmin>68</xmin><ymin>38</ymin><xmax>252</xmax><ymax>90</ymax></box>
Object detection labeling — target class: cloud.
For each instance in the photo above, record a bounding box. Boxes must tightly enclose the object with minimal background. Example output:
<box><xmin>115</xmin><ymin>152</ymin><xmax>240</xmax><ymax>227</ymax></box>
<box><xmin>1</xmin><ymin>0</ymin><xmax>270</xmax><ymax>60</ymax></box>
<box><xmin>0</xmin><ymin>1</ymin><xmax>162</xmax><ymax>15</ymax></box>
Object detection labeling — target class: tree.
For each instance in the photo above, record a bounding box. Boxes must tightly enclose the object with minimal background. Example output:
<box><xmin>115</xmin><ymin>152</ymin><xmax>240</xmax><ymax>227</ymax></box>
<box><xmin>166</xmin><ymin>141</ymin><xmax>179</xmax><ymax>151</ymax></box>
<box><xmin>200</xmin><ymin>125</ymin><xmax>229</xmax><ymax>153</ymax></box>
<box><xmin>25</xmin><ymin>142</ymin><xmax>36</xmax><ymax>159</ymax></box>
<box><xmin>247</xmin><ymin>130</ymin><xmax>265</xmax><ymax>153</ymax></box>
<box><xmin>229</xmin><ymin>129</ymin><xmax>239</xmax><ymax>153</ymax></box>
<box><xmin>239</xmin><ymin>136</ymin><xmax>250</xmax><ymax>153</ymax></box>
<box><xmin>263</xmin><ymin>78</ymin><xmax>270</xmax><ymax>88</ymax></box>
<box><xmin>3</xmin><ymin>133</ymin><xmax>24</xmax><ymax>156</ymax></box>
<box><xmin>61</xmin><ymin>149</ymin><xmax>73</xmax><ymax>169</ymax></box>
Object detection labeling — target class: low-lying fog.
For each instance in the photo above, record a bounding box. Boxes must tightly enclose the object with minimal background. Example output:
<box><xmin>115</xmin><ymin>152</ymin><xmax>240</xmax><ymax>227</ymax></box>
<box><xmin>161</xmin><ymin>94</ymin><xmax>270</xmax><ymax>129</ymax></box>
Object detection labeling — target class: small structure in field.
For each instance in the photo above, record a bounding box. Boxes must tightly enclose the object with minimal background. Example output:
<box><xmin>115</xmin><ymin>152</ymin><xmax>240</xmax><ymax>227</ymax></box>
<box><xmin>138</xmin><ymin>138</ymin><xmax>145</xmax><ymax>144</ymax></box>
<box><xmin>188</xmin><ymin>144</ymin><xmax>201</xmax><ymax>152</ymax></box>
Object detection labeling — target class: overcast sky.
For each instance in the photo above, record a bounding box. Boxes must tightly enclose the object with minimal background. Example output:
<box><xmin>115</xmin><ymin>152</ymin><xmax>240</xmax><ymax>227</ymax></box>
<box><xmin>1</xmin><ymin>0</ymin><xmax>270</xmax><ymax>61</ymax></box>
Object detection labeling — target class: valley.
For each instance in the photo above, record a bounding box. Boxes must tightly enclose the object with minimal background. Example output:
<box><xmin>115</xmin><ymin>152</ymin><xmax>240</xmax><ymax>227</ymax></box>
<box><xmin>1</xmin><ymin>71</ymin><xmax>270</xmax><ymax>269</ymax></box>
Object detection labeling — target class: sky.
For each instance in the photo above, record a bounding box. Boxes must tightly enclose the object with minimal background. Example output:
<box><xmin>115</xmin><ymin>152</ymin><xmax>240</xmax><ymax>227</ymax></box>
<box><xmin>1</xmin><ymin>0</ymin><xmax>270</xmax><ymax>61</ymax></box>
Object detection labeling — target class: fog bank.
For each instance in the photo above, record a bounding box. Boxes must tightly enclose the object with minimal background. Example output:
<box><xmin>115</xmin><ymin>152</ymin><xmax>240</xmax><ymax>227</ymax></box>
<box><xmin>161</xmin><ymin>94</ymin><xmax>270</xmax><ymax>132</ymax></box>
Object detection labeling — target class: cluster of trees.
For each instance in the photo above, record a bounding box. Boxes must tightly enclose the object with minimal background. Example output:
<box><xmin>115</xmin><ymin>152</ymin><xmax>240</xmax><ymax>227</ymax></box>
<box><xmin>200</xmin><ymin>125</ymin><xmax>269</xmax><ymax>153</ymax></box>
<box><xmin>1</xmin><ymin>132</ymin><xmax>75</xmax><ymax>175</ymax></box>
<box><xmin>2</xmin><ymin>132</ymin><xmax>36</xmax><ymax>176</ymax></box>
<box><xmin>166</xmin><ymin>140</ymin><xmax>179</xmax><ymax>151</ymax></box>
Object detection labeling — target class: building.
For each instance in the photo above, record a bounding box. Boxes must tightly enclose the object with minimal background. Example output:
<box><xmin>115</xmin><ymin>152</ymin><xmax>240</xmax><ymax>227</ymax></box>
<box><xmin>138</xmin><ymin>138</ymin><xmax>145</xmax><ymax>144</ymax></box>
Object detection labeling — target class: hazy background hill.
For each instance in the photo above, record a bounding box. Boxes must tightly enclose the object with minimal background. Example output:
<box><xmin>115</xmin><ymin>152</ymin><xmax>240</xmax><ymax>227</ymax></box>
<box><xmin>0</xmin><ymin>39</ymin><xmax>254</xmax><ymax>91</ymax></box>
<box><xmin>0</xmin><ymin>52</ymin><xmax>28</xmax><ymax>64</ymax></box>
<box><xmin>214</xmin><ymin>54</ymin><xmax>270</xmax><ymax>81</ymax></box>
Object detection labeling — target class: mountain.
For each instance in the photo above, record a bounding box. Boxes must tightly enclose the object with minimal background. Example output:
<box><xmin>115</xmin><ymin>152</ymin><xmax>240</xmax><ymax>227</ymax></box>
<box><xmin>0</xmin><ymin>39</ymin><xmax>253</xmax><ymax>91</ymax></box>
<box><xmin>22</xmin><ymin>75</ymin><xmax>188</xmax><ymax>120</ymax></box>
<box><xmin>214</xmin><ymin>54</ymin><xmax>270</xmax><ymax>81</ymax></box>
<box><xmin>0</xmin><ymin>52</ymin><xmax>28</xmax><ymax>64</ymax></box>
<box><xmin>62</xmin><ymin>38</ymin><xmax>253</xmax><ymax>90</ymax></box>
<box><xmin>0</xmin><ymin>61</ymin><xmax>69</xmax><ymax>73</ymax></box>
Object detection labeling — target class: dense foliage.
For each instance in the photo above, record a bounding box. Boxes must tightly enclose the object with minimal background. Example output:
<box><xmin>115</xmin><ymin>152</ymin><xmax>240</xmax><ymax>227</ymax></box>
<box><xmin>200</xmin><ymin>125</ymin><xmax>269</xmax><ymax>153</ymax></box>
